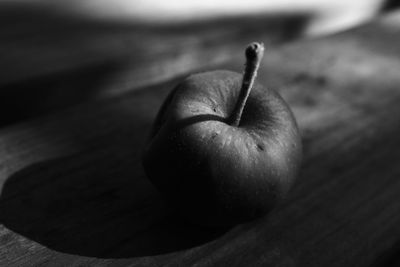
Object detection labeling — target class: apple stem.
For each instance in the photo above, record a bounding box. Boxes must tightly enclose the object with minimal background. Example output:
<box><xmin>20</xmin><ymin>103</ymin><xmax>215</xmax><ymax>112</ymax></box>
<box><xmin>230</xmin><ymin>42</ymin><xmax>265</xmax><ymax>127</ymax></box>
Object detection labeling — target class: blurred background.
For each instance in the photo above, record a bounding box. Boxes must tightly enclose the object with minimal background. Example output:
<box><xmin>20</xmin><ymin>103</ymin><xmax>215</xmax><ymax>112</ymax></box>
<box><xmin>39</xmin><ymin>0</ymin><xmax>394</xmax><ymax>35</ymax></box>
<box><xmin>7</xmin><ymin>0</ymin><xmax>397</xmax><ymax>34</ymax></box>
<box><xmin>0</xmin><ymin>0</ymin><xmax>399</xmax><ymax>126</ymax></box>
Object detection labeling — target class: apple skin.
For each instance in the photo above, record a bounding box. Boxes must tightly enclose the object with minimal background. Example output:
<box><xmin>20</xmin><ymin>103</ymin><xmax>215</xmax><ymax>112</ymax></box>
<box><xmin>143</xmin><ymin>70</ymin><xmax>302</xmax><ymax>226</ymax></box>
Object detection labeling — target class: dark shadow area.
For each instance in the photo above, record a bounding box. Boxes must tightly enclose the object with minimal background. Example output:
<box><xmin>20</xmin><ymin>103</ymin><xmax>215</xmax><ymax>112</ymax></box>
<box><xmin>0</xmin><ymin>2</ymin><xmax>136</xmax><ymax>126</ymax></box>
<box><xmin>0</xmin><ymin>153</ymin><xmax>229</xmax><ymax>258</ymax></box>
<box><xmin>371</xmin><ymin>240</ymin><xmax>400</xmax><ymax>267</ymax></box>
<box><xmin>0</xmin><ymin>61</ymin><xmax>126</xmax><ymax>125</ymax></box>
<box><xmin>0</xmin><ymin>79</ymin><xmax>233</xmax><ymax>258</ymax></box>
<box><xmin>381</xmin><ymin>0</ymin><xmax>400</xmax><ymax>12</ymax></box>
<box><xmin>0</xmin><ymin>2</ymin><xmax>310</xmax><ymax>127</ymax></box>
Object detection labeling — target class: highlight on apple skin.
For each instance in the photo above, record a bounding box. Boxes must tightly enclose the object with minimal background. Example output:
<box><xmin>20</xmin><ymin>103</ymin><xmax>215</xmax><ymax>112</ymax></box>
<box><xmin>142</xmin><ymin>42</ymin><xmax>302</xmax><ymax>227</ymax></box>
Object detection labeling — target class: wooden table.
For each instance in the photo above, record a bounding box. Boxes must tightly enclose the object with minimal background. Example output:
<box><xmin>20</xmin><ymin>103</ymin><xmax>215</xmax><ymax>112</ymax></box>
<box><xmin>0</xmin><ymin>4</ymin><xmax>400</xmax><ymax>266</ymax></box>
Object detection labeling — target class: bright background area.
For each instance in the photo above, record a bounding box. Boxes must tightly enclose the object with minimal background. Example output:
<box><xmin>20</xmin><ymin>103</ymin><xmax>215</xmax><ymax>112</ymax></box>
<box><xmin>23</xmin><ymin>0</ymin><xmax>386</xmax><ymax>35</ymax></box>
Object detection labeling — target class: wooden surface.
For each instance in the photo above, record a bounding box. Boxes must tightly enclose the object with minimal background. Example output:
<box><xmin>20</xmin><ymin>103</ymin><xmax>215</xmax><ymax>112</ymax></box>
<box><xmin>1</xmin><ymin>4</ymin><xmax>400</xmax><ymax>266</ymax></box>
<box><xmin>0</xmin><ymin>3</ymin><xmax>308</xmax><ymax>125</ymax></box>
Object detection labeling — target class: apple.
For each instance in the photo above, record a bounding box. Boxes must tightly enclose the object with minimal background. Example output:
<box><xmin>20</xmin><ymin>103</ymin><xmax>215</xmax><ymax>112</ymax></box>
<box><xmin>143</xmin><ymin>43</ymin><xmax>302</xmax><ymax>226</ymax></box>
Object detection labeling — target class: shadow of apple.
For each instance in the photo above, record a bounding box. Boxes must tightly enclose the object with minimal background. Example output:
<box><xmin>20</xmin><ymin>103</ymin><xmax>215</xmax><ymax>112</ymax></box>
<box><xmin>0</xmin><ymin>153</ymin><xmax>230</xmax><ymax>258</ymax></box>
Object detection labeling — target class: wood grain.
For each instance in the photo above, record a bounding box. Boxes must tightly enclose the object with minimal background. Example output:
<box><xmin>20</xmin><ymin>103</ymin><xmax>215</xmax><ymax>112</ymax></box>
<box><xmin>0</xmin><ymin>3</ymin><xmax>308</xmax><ymax>126</ymax></box>
<box><xmin>1</xmin><ymin>9</ymin><xmax>400</xmax><ymax>267</ymax></box>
